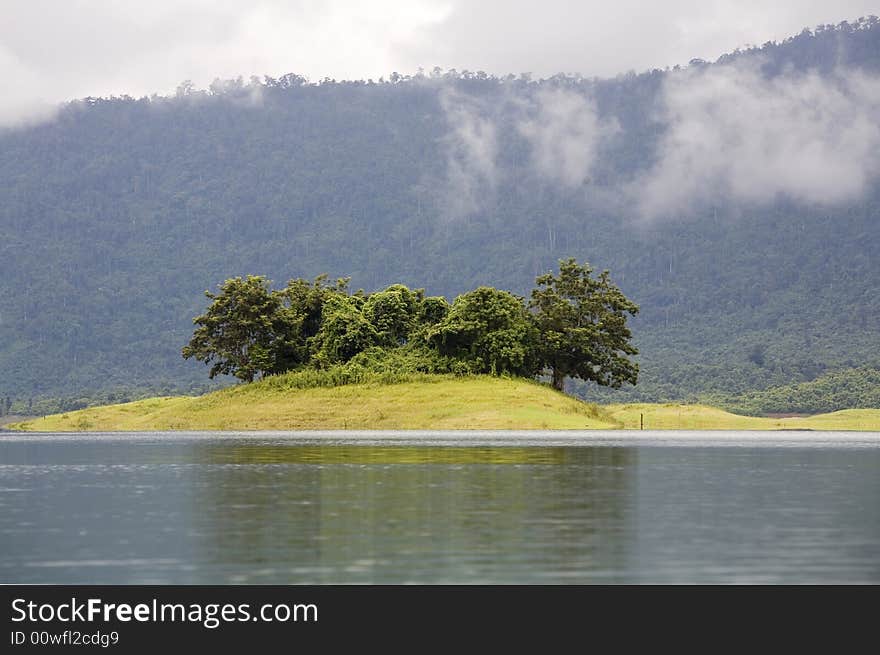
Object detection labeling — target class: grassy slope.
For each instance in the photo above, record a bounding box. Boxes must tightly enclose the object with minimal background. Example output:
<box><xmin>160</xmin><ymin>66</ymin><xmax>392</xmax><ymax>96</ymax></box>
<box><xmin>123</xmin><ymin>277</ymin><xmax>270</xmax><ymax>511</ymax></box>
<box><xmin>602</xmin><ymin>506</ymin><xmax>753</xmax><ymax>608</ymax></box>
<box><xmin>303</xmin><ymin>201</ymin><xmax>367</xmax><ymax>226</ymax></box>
<box><xmin>606</xmin><ymin>403</ymin><xmax>880</xmax><ymax>431</ymax></box>
<box><xmin>11</xmin><ymin>377</ymin><xmax>880</xmax><ymax>432</ymax></box>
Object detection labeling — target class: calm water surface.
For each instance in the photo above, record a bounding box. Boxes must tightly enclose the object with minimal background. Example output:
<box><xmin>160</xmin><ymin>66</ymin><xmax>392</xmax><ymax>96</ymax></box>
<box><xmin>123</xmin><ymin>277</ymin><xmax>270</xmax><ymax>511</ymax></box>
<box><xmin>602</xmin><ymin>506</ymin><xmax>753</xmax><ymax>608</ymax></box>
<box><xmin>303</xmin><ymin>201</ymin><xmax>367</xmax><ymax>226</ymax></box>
<box><xmin>1</xmin><ymin>430</ymin><xmax>878</xmax><ymax>583</ymax></box>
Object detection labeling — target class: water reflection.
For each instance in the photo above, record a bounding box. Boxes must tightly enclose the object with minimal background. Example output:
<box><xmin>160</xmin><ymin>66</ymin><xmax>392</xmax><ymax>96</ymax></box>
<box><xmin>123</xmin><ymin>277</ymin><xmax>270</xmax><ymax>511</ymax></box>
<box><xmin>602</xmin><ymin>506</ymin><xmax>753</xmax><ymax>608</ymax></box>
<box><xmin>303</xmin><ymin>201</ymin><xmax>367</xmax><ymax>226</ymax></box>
<box><xmin>191</xmin><ymin>443</ymin><xmax>635</xmax><ymax>583</ymax></box>
<box><xmin>198</xmin><ymin>444</ymin><xmax>573</xmax><ymax>464</ymax></box>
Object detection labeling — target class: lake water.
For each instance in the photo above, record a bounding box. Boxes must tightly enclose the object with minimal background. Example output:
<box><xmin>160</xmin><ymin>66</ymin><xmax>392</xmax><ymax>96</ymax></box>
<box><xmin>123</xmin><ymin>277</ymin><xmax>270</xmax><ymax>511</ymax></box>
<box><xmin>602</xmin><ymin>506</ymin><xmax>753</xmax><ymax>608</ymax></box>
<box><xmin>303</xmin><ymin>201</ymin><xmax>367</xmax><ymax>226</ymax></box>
<box><xmin>1</xmin><ymin>430</ymin><xmax>879</xmax><ymax>584</ymax></box>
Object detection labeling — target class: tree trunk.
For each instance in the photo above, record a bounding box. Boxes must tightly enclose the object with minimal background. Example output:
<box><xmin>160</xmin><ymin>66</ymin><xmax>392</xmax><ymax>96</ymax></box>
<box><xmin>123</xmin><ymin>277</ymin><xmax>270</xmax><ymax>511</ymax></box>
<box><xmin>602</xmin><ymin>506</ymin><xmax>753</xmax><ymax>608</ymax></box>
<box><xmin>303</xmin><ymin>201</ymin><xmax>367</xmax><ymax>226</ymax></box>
<box><xmin>551</xmin><ymin>369</ymin><xmax>565</xmax><ymax>392</ymax></box>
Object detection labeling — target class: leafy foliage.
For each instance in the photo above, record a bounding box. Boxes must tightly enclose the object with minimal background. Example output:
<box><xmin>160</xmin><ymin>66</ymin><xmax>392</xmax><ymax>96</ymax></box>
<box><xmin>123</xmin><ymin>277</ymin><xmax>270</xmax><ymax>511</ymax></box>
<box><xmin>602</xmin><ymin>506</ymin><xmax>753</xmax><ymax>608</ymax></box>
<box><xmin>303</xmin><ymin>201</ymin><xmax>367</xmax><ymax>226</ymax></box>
<box><xmin>428</xmin><ymin>287</ymin><xmax>538</xmax><ymax>376</ymax></box>
<box><xmin>181</xmin><ymin>276</ymin><xmax>287</xmax><ymax>382</ymax></box>
<box><xmin>712</xmin><ymin>366</ymin><xmax>880</xmax><ymax>415</ymax></box>
<box><xmin>276</xmin><ymin>274</ymin><xmax>352</xmax><ymax>368</ymax></box>
<box><xmin>311</xmin><ymin>293</ymin><xmax>379</xmax><ymax>366</ymax></box>
<box><xmin>530</xmin><ymin>258</ymin><xmax>639</xmax><ymax>390</ymax></box>
<box><xmin>362</xmin><ymin>284</ymin><xmax>425</xmax><ymax>347</ymax></box>
<box><xmin>180</xmin><ymin>264</ymin><xmax>638</xmax><ymax>388</ymax></box>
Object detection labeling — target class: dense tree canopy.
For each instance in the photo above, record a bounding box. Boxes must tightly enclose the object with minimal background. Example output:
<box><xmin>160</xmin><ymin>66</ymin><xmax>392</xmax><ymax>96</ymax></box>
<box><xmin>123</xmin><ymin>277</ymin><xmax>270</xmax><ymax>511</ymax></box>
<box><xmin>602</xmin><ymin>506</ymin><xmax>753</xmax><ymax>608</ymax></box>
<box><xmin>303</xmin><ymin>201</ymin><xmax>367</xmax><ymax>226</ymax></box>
<box><xmin>363</xmin><ymin>284</ymin><xmax>424</xmax><ymax>347</ymax></box>
<box><xmin>428</xmin><ymin>286</ymin><xmax>538</xmax><ymax>376</ymax></box>
<box><xmin>274</xmin><ymin>274</ymin><xmax>351</xmax><ymax>369</ymax></box>
<box><xmin>311</xmin><ymin>293</ymin><xmax>379</xmax><ymax>366</ymax></box>
<box><xmin>183</xmin><ymin>261</ymin><xmax>640</xmax><ymax>392</ymax></box>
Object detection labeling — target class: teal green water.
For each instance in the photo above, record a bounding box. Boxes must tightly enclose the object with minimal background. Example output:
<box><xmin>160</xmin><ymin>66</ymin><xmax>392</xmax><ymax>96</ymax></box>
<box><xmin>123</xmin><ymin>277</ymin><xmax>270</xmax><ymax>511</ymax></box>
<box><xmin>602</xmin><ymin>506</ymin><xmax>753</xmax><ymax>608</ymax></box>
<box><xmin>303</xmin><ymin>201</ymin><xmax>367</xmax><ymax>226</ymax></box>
<box><xmin>1</xmin><ymin>431</ymin><xmax>879</xmax><ymax>583</ymax></box>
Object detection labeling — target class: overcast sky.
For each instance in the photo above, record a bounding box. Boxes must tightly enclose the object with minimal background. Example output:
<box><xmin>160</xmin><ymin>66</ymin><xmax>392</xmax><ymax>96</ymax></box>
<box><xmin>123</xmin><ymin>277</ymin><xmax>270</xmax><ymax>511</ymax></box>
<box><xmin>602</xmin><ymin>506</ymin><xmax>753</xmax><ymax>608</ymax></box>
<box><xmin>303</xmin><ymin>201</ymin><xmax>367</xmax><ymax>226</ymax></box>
<box><xmin>0</xmin><ymin>0</ymin><xmax>877</xmax><ymax>125</ymax></box>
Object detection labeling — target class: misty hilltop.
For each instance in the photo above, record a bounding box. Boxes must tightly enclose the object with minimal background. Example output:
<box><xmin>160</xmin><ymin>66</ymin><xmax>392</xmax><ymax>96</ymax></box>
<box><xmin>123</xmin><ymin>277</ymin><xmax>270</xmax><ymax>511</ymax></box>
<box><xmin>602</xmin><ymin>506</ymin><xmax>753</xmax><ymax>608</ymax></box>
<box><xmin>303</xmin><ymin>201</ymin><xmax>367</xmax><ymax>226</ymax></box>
<box><xmin>1</xmin><ymin>18</ymin><xmax>879</xmax><ymax>411</ymax></box>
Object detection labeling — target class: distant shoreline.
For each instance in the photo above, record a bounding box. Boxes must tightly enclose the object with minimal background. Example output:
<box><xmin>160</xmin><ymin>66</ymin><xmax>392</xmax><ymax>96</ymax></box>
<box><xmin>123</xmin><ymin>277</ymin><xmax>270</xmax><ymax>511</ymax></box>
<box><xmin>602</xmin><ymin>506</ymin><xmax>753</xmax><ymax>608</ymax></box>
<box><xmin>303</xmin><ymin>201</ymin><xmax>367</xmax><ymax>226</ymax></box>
<box><xmin>0</xmin><ymin>415</ymin><xmax>36</xmax><ymax>430</ymax></box>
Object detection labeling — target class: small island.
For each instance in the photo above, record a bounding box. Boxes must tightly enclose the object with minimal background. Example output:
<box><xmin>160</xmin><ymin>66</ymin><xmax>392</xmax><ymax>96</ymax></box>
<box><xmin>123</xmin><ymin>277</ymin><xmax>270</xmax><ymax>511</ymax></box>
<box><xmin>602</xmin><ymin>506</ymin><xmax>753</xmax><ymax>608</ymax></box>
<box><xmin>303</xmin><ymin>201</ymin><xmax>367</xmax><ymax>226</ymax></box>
<box><xmin>12</xmin><ymin>259</ymin><xmax>880</xmax><ymax>432</ymax></box>
<box><xmin>13</xmin><ymin>374</ymin><xmax>880</xmax><ymax>431</ymax></box>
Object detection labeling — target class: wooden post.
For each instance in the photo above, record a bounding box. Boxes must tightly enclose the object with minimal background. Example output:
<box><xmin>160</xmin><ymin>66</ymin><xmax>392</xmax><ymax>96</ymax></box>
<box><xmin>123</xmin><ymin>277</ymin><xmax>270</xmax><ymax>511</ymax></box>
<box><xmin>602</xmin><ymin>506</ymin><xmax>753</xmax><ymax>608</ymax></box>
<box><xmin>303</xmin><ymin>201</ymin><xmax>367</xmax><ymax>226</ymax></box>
<box><xmin>640</xmin><ymin>413</ymin><xmax>644</xmax><ymax>430</ymax></box>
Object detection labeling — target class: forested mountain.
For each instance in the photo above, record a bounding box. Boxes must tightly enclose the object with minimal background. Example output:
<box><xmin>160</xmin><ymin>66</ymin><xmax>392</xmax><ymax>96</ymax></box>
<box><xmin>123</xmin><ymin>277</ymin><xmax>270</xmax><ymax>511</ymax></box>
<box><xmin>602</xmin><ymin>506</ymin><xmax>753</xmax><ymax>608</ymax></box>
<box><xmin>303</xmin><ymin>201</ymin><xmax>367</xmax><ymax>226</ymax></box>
<box><xmin>1</xmin><ymin>17</ymin><xmax>879</xmax><ymax>413</ymax></box>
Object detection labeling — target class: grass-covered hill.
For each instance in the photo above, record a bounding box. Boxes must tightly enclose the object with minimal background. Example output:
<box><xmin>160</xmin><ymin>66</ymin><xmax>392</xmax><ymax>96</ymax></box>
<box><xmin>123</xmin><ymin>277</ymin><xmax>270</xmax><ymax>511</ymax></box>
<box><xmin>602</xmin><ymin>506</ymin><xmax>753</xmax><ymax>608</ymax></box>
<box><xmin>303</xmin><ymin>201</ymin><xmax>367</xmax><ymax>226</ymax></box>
<box><xmin>1</xmin><ymin>19</ymin><xmax>879</xmax><ymax>413</ymax></box>
<box><xmin>12</xmin><ymin>375</ymin><xmax>880</xmax><ymax>432</ymax></box>
<box><xmin>13</xmin><ymin>376</ymin><xmax>614</xmax><ymax>431</ymax></box>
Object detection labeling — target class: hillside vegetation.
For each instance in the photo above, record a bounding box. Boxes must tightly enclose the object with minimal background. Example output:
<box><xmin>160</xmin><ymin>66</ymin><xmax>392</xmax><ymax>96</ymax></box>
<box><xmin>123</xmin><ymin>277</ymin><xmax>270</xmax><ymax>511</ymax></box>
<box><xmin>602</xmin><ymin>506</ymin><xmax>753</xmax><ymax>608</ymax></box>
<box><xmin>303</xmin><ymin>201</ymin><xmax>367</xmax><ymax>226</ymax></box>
<box><xmin>1</xmin><ymin>19</ymin><xmax>879</xmax><ymax>413</ymax></box>
<box><xmin>711</xmin><ymin>367</ymin><xmax>880</xmax><ymax>416</ymax></box>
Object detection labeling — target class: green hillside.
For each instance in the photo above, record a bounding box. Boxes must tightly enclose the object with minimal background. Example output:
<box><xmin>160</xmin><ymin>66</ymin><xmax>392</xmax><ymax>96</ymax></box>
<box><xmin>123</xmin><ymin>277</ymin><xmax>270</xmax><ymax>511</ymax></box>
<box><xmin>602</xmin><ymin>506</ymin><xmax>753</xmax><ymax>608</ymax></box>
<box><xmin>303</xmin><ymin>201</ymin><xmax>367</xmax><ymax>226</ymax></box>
<box><xmin>711</xmin><ymin>367</ymin><xmax>880</xmax><ymax>415</ymax></box>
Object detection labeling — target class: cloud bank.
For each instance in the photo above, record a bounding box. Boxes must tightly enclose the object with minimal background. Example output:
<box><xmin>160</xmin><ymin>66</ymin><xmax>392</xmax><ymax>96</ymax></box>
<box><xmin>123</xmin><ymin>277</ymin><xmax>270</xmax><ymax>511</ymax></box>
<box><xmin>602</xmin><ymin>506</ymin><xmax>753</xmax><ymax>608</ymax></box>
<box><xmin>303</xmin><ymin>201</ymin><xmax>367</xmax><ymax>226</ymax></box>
<box><xmin>399</xmin><ymin>1</ymin><xmax>880</xmax><ymax>79</ymax></box>
<box><xmin>435</xmin><ymin>64</ymin><xmax>880</xmax><ymax>221</ymax></box>
<box><xmin>516</xmin><ymin>89</ymin><xmax>619</xmax><ymax>188</ymax></box>
<box><xmin>436</xmin><ymin>86</ymin><xmax>619</xmax><ymax>218</ymax></box>
<box><xmin>1</xmin><ymin>1</ymin><xmax>877</xmax><ymax>127</ymax></box>
<box><xmin>438</xmin><ymin>89</ymin><xmax>500</xmax><ymax>219</ymax></box>
<box><xmin>638</xmin><ymin>63</ymin><xmax>880</xmax><ymax>218</ymax></box>
<box><xmin>0</xmin><ymin>0</ymin><xmax>448</xmax><ymax>127</ymax></box>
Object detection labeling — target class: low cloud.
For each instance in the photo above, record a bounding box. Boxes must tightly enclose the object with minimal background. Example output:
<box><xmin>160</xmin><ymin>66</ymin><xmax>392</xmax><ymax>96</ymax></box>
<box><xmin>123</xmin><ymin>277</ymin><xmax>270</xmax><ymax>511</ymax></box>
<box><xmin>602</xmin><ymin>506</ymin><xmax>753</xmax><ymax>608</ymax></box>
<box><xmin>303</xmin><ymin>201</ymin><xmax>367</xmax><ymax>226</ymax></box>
<box><xmin>436</xmin><ymin>65</ymin><xmax>880</xmax><ymax>222</ymax></box>
<box><xmin>399</xmin><ymin>1</ymin><xmax>879</xmax><ymax>80</ymax></box>
<box><xmin>0</xmin><ymin>45</ymin><xmax>58</xmax><ymax>128</ymax></box>
<box><xmin>516</xmin><ymin>88</ymin><xmax>619</xmax><ymax>188</ymax></box>
<box><xmin>0</xmin><ymin>0</ymin><xmax>449</xmax><ymax>128</ymax></box>
<box><xmin>437</xmin><ymin>86</ymin><xmax>617</xmax><ymax>218</ymax></box>
<box><xmin>637</xmin><ymin>62</ymin><xmax>880</xmax><ymax>218</ymax></box>
<box><xmin>437</xmin><ymin>88</ymin><xmax>500</xmax><ymax>219</ymax></box>
<box><xmin>2</xmin><ymin>1</ymin><xmax>876</xmax><ymax>129</ymax></box>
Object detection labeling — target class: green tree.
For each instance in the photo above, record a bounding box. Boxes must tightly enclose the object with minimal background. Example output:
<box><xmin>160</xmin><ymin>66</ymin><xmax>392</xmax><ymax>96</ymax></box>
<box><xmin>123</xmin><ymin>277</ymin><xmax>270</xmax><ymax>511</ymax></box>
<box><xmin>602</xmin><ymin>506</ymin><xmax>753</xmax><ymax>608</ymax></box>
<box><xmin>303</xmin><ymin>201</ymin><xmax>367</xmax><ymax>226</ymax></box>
<box><xmin>277</xmin><ymin>274</ymin><xmax>350</xmax><ymax>368</ymax></box>
<box><xmin>419</xmin><ymin>296</ymin><xmax>450</xmax><ymax>326</ymax></box>
<box><xmin>311</xmin><ymin>294</ymin><xmax>380</xmax><ymax>366</ymax></box>
<box><xmin>428</xmin><ymin>286</ymin><xmax>537</xmax><ymax>376</ymax></box>
<box><xmin>529</xmin><ymin>258</ymin><xmax>639</xmax><ymax>391</ymax></box>
<box><xmin>362</xmin><ymin>284</ymin><xmax>424</xmax><ymax>346</ymax></box>
<box><xmin>182</xmin><ymin>276</ymin><xmax>287</xmax><ymax>382</ymax></box>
